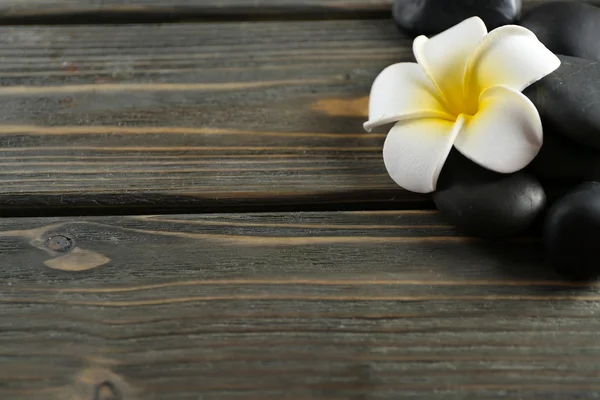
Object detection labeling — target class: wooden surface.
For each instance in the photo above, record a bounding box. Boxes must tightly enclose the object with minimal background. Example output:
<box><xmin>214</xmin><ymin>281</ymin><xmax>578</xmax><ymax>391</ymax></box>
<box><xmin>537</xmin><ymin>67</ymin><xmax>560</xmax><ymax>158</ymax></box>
<box><xmin>0</xmin><ymin>0</ymin><xmax>597</xmax><ymax>23</ymax></box>
<box><xmin>0</xmin><ymin>19</ymin><xmax>423</xmax><ymax>214</ymax></box>
<box><xmin>3</xmin><ymin>211</ymin><xmax>600</xmax><ymax>400</ymax></box>
<box><xmin>2</xmin><ymin>0</ymin><xmax>600</xmax><ymax>399</ymax></box>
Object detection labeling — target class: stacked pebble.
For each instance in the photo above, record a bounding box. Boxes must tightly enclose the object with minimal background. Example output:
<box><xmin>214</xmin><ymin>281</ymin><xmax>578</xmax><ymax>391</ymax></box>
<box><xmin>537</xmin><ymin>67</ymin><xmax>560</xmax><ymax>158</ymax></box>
<box><xmin>392</xmin><ymin>0</ymin><xmax>600</xmax><ymax>280</ymax></box>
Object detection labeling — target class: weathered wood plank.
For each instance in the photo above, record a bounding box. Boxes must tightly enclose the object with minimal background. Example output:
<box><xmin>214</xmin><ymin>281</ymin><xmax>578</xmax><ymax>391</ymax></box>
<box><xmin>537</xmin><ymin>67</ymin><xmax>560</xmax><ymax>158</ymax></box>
<box><xmin>0</xmin><ymin>20</ymin><xmax>420</xmax><ymax>213</ymax></box>
<box><xmin>0</xmin><ymin>0</ymin><xmax>596</xmax><ymax>23</ymax></box>
<box><xmin>1</xmin><ymin>211</ymin><xmax>600</xmax><ymax>399</ymax></box>
<box><xmin>0</xmin><ymin>0</ymin><xmax>392</xmax><ymax>23</ymax></box>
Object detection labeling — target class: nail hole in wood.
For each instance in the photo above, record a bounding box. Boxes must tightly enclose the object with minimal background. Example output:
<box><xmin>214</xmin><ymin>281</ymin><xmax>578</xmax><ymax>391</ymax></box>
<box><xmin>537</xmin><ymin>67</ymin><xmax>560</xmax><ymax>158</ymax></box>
<box><xmin>45</xmin><ymin>235</ymin><xmax>73</xmax><ymax>253</ymax></box>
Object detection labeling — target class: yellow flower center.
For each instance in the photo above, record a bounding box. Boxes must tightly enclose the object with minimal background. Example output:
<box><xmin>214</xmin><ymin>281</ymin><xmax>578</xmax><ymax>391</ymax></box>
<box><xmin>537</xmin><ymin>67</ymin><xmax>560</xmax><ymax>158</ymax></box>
<box><xmin>443</xmin><ymin>83</ymin><xmax>480</xmax><ymax>120</ymax></box>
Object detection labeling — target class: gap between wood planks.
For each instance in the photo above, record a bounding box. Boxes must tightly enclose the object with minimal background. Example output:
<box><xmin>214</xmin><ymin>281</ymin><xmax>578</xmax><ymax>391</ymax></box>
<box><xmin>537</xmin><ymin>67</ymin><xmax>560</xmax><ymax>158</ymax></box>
<box><xmin>0</xmin><ymin>196</ymin><xmax>435</xmax><ymax>218</ymax></box>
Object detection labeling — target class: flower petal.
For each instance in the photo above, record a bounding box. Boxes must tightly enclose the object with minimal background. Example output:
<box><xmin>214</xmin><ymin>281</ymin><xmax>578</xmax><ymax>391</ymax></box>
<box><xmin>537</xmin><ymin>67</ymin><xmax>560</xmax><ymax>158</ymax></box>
<box><xmin>464</xmin><ymin>25</ymin><xmax>560</xmax><ymax>96</ymax></box>
<box><xmin>413</xmin><ymin>16</ymin><xmax>487</xmax><ymax>113</ymax></box>
<box><xmin>454</xmin><ymin>85</ymin><xmax>543</xmax><ymax>174</ymax></box>
<box><xmin>383</xmin><ymin>116</ymin><xmax>464</xmax><ymax>193</ymax></box>
<box><xmin>364</xmin><ymin>63</ymin><xmax>452</xmax><ymax>132</ymax></box>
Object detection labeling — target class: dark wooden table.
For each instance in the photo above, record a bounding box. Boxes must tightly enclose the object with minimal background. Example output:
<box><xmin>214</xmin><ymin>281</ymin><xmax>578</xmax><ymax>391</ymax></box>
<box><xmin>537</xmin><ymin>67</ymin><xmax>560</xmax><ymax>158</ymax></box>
<box><xmin>2</xmin><ymin>1</ymin><xmax>600</xmax><ymax>399</ymax></box>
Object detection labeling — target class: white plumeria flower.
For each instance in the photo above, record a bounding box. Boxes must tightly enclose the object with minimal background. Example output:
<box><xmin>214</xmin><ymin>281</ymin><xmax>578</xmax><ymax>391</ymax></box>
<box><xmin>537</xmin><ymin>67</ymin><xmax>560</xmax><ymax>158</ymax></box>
<box><xmin>364</xmin><ymin>17</ymin><xmax>560</xmax><ymax>194</ymax></box>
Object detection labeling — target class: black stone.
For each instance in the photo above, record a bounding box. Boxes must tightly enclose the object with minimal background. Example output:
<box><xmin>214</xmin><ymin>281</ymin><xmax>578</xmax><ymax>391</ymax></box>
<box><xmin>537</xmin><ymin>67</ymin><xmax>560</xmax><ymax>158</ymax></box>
<box><xmin>524</xmin><ymin>55</ymin><xmax>600</xmax><ymax>152</ymax></box>
<box><xmin>544</xmin><ymin>182</ymin><xmax>600</xmax><ymax>280</ymax></box>
<box><xmin>527</xmin><ymin>126</ymin><xmax>600</xmax><ymax>185</ymax></box>
<box><xmin>433</xmin><ymin>150</ymin><xmax>546</xmax><ymax>238</ymax></box>
<box><xmin>521</xmin><ymin>1</ymin><xmax>600</xmax><ymax>61</ymax></box>
<box><xmin>393</xmin><ymin>0</ymin><xmax>522</xmax><ymax>36</ymax></box>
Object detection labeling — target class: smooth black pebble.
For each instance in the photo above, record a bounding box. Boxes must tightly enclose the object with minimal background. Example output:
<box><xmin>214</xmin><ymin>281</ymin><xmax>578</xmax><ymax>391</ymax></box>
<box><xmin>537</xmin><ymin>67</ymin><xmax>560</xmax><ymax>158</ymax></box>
<box><xmin>433</xmin><ymin>150</ymin><xmax>546</xmax><ymax>238</ymax></box>
<box><xmin>393</xmin><ymin>0</ymin><xmax>522</xmax><ymax>36</ymax></box>
<box><xmin>521</xmin><ymin>1</ymin><xmax>600</xmax><ymax>61</ymax></box>
<box><xmin>524</xmin><ymin>55</ymin><xmax>600</xmax><ymax>152</ymax></box>
<box><xmin>544</xmin><ymin>182</ymin><xmax>600</xmax><ymax>280</ymax></box>
<box><xmin>527</xmin><ymin>125</ymin><xmax>600</xmax><ymax>185</ymax></box>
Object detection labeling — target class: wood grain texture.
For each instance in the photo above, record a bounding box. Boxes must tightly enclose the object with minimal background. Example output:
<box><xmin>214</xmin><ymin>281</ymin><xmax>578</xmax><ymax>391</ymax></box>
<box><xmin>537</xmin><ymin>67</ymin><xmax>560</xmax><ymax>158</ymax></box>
<box><xmin>2</xmin><ymin>210</ymin><xmax>600</xmax><ymax>400</ymax></box>
<box><xmin>0</xmin><ymin>0</ymin><xmax>596</xmax><ymax>23</ymax></box>
<box><xmin>0</xmin><ymin>20</ymin><xmax>423</xmax><ymax>213</ymax></box>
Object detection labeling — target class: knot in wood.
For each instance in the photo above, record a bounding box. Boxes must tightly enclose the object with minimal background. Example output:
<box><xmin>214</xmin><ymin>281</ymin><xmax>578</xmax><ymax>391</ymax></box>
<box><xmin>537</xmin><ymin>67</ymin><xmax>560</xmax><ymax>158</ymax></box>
<box><xmin>68</xmin><ymin>368</ymin><xmax>131</xmax><ymax>400</ymax></box>
<box><xmin>94</xmin><ymin>381</ymin><xmax>122</xmax><ymax>400</ymax></box>
<box><xmin>45</xmin><ymin>235</ymin><xmax>73</xmax><ymax>253</ymax></box>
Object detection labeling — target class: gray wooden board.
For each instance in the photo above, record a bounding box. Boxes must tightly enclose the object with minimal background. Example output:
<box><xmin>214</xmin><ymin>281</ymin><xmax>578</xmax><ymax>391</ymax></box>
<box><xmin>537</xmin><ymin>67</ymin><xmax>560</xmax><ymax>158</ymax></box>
<box><xmin>0</xmin><ymin>19</ymin><xmax>423</xmax><ymax>213</ymax></box>
<box><xmin>0</xmin><ymin>0</ymin><xmax>595</xmax><ymax>22</ymax></box>
<box><xmin>1</xmin><ymin>211</ymin><xmax>600</xmax><ymax>399</ymax></box>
